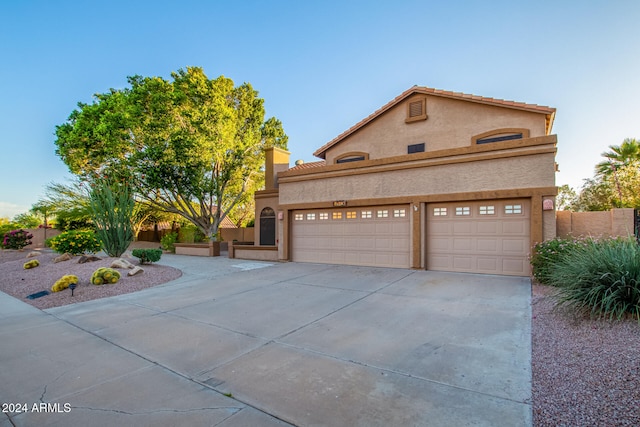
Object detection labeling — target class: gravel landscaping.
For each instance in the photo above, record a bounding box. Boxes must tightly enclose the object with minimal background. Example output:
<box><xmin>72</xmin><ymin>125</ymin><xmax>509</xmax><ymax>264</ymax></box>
<box><xmin>0</xmin><ymin>247</ymin><xmax>181</xmax><ymax>310</ymax></box>
<box><xmin>532</xmin><ymin>284</ymin><xmax>640</xmax><ymax>426</ymax></box>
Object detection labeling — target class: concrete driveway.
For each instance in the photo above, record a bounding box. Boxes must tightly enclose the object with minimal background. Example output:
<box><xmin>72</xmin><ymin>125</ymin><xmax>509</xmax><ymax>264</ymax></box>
<box><xmin>1</xmin><ymin>255</ymin><xmax>531</xmax><ymax>426</ymax></box>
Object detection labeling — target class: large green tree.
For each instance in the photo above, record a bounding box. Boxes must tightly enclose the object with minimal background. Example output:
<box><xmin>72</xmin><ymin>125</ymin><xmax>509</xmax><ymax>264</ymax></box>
<box><xmin>55</xmin><ymin>67</ymin><xmax>287</xmax><ymax>241</ymax></box>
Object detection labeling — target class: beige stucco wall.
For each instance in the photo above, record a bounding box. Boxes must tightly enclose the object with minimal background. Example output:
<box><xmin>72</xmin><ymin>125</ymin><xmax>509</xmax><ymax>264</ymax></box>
<box><xmin>556</xmin><ymin>208</ymin><xmax>635</xmax><ymax>238</ymax></box>
<box><xmin>279</xmin><ymin>153</ymin><xmax>556</xmax><ymax>205</ymax></box>
<box><xmin>323</xmin><ymin>95</ymin><xmax>548</xmax><ymax>164</ymax></box>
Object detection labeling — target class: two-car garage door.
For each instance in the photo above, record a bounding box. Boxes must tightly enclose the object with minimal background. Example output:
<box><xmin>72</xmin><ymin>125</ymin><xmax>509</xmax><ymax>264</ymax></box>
<box><xmin>427</xmin><ymin>199</ymin><xmax>530</xmax><ymax>276</ymax></box>
<box><xmin>291</xmin><ymin>205</ymin><xmax>410</xmax><ymax>268</ymax></box>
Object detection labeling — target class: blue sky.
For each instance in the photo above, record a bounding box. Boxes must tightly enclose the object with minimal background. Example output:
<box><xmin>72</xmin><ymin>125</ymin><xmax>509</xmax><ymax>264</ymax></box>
<box><xmin>1</xmin><ymin>0</ymin><xmax>638</xmax><ymax>218</ymax></box>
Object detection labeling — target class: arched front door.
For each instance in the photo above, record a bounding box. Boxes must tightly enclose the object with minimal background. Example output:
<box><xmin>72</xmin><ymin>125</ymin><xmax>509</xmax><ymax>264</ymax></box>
<box><xmin>260</xmin><ymin>207</ymin><xmax>276</xmax><ymax>246</ymax></box>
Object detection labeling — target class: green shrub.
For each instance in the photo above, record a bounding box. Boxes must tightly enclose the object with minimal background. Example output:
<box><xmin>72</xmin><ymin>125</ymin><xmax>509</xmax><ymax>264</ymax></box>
<box><xmin>549</xmin><ymin>237</ymin><xmax>640</xmax><ymax>321</ymax></box>
<box><xmin>47</xmin><ymin>230</ymin><xmax>101</xmax><ymax>255</ymax></box>
<box><xmin>91</xmin><ymin>267</ymin><xmax>120</xmax><ymax>285</ymax></box>
<box><xmin>2</xmin><ymin>229</ymin><xmax>33</xmax><ymax>250</ymax></box>
<box><xmin>132</xmin><ymin>248</ymin><xmax>162</xmax><ymax>264</ymax></box>
<box><xmin>160</xmin><ymin>232</ymin><xmax>178</xmax><ymax>252</ymax></box>
<box><xmin>89</xmin><ymin>180</ymin><xmax>134</xmax><ymax>257</ymax></box>
<box><xmin>531</xmin><ymin>237</ymin><xmax>592</xmax><ymax>285</ymax></box>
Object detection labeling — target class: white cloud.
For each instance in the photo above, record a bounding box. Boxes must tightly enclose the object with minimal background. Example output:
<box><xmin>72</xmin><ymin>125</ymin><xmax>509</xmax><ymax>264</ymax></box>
<box><xmin>0</xmin><ymin>202</ymin><xmax>30</xmax><ymax>219</ymax></box>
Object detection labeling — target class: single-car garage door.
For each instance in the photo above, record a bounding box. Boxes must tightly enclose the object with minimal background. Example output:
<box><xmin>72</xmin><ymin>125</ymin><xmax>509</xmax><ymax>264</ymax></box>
<box><xmin>427</xmin><ymin>199</ymin><xmax>530</xmax><ymax>276</ymax></box>
<box><xmin>291</xmin><ymin>205</ymin><xmax>410</xmax><ymax>268</ymax></box>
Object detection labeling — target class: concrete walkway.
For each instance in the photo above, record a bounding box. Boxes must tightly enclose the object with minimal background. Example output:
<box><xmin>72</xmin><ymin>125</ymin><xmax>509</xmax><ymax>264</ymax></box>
<box><xmin>1</xmin><ymin>255</ymin><xmax>532</xmax><ymax>426</ymax></box>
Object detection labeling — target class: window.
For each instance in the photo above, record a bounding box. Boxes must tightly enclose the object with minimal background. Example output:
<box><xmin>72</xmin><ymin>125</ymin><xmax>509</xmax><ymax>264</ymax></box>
<box><xmin>393</xmin><ymin>209</ymin><xmax>406</xmax><ymax>218</ymax></box>
<box><xmin>377</xmin><ymin>210</ymin><xmax>389</xmax><ymax>218</ymax></box>
<box><xmin>332</xmin><ymin>212</ymin><xmax>342</xmax><ymax>220</ymax></box>
<box><xmin>346</xmin><ymin>211</ymin><xmax>357</xmax><ymax>219</ymax></box>
<box><xmin>306</xmin><ymin>213</ymin><xmax>316</xmax><ymax>220</ymax></box>
<box><xmin>408</xmin><ymin>143</ymin><xmax>425</xmax><ymax>154</ymax></box>
<box><xmin>319</xmin><ymin>212</ymin><xmax>329</xmax><ymax>220</ymax></box>
<box><xmin>361</xmin><ymin>210</ymin><xmax>372</xmax><ymax>219</ymax></box>
<box><xmin>505</xmin><ymin>204</ymin><xmax>522</xmax><ymax>214</ymax></box>
<box><xmin>294</xmin><ymin>213</ymin><xmax>304</xmax><ymax>221</ymax></box>
<box><xmin>479</xmin><ymin>205</ymin><xmax>495</xmax><ymax>215</ymax></box>
<box><xmin>336</xmin><ymin>155</ymin><xmax>366</xmax><ymax>164</ymax></box>
<box><xmin>455</xmin><ymin>207</ymin><xmax>470</xmax><ymax>216</ymax></box>
<box><xmin>433</xmin><ymin>207</ymin><xmax>447</xmax><ymax>216</ymax></box>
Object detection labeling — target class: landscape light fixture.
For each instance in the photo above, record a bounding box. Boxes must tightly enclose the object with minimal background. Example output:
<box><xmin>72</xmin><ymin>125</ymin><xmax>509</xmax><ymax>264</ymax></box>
<box><xmin>69</xmin><ymin>283</ymin><xmax>77</xmax><ymax>297</ymax></box>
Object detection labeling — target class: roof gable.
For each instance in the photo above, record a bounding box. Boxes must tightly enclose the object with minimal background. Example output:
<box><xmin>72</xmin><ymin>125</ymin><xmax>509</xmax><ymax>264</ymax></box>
<box><xmin>313</xmin><ymin>86</ymin><xmax>556</xmax><ymax>159</ymax></box>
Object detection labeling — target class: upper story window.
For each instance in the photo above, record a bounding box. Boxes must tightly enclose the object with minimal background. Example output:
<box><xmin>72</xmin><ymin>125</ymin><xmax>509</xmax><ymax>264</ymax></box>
<box><xmin>405</xmin><ymin>96</ymin><xmax>427</xmax><ymax>123</ymax></box>
<box><xmin>408</xmin><ymin>143</ymin><xmax>425</xmax><ymax>154</ymax></box>
<box><xmin>472</xmin><ymin>128</ymin><xmax>530</xmax><ymax>145</ymax></box>
<box><xmin>335</xmin><ymin>151</ymin><xmax>369</xmax><ymax>164</ymax></box>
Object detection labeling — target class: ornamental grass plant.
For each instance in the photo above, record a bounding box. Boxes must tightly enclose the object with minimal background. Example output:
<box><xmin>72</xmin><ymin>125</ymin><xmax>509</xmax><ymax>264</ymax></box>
<box><xmin>546</xmin><ymin>237</ymin><xmax>640</xmax><ymax>321</ymax></box>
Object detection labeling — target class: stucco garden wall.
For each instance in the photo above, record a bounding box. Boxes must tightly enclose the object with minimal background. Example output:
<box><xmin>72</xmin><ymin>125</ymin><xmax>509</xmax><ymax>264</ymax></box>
<box><xmin>556</xmin><ymin>208</ymin><xmax>635</xmax><ymax>239</ymax></box>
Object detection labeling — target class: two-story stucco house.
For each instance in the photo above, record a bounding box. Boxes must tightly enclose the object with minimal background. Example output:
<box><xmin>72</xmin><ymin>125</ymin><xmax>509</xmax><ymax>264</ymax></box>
<box><xmin>251</xmin><ymin>86</ymin><xmax>557</xmax><ymax>276</ymax></box>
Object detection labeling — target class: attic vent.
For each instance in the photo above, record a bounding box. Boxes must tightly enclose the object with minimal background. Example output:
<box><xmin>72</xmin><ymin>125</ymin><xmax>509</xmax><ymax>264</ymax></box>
<box><xmin>409</xmin><ymin>101</ymin><xmax>423</xmax><ymax>117</ymax></box>
<box><xmin>405</xmin><ymin>97</ymin><xmax>427</xmax><ymax>123</ymax></box>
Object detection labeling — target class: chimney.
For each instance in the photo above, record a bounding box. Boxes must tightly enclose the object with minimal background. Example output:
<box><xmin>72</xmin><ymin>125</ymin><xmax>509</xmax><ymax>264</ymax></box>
<box><xmin>265</xmin><ymin>147</ymin><xmax>290</xmax><ymax>190</ymax></box>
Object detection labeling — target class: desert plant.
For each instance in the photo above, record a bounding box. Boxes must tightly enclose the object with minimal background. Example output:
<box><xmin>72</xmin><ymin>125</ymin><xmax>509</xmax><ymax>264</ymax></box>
<box><xmin>132</xmin><ymin>248</ymin><xmax>162</xmax><ymax>264</ymax></box>
<box><xmin>23</xmin><ymin>259</ymin><xmax>40</xmax><ymax>269</ymax></box>
<box><xmin>52</xmin><ymin>275</ymin><xmax>78</xmax><ymax>292</ymax></box>
<box><xmin>548</xmin><ymin>237</ymin><xmax>640</xmax><ymax>321</ymax></box>
<box><xmin>91</xmin><ymin>267</ymin><xmax>121</xmax><ymax>285</ymax></box>
<box><xmin>2</xmin><ymin>229</ymin><xmax>33</xmax><ymax>250</ymax></box>
<box><xmin>89</xmin><ymin>180</ymin><xmax>134</xmax><ymax>257</ymax></box>
<box><xmin>531</xmin><ymin>237</ymin><xmax>592</xmax><ymax>285</ymax></box>
<box><xmin>160</xmin><ymin>232</ymin><xmax>178</xmax><ymax>253</ymax></box>
<box><xmin>47</xmin><ymin>230</ymin><xmax>101</xmax><ymax>255</ymax></box>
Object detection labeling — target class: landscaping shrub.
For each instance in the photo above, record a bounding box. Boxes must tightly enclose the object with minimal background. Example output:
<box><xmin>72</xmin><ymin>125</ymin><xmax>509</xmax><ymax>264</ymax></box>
<box><xmin>91</xmin><ymin>267</ymin><xmax>121</xmax><ymax>285</ymax></box>
<box><xmin>52</xmin><ymin>275</ymin><xmax>78</xmax><ymax>292</ymax></box>
<box><xmin>548</xmin><ymin>237</ymin><xmax>640</xmax><ymax>321</ymax></box>
<box><xmin>160</xmin><ymin>232</ymin><xmax>178</xmax><ymax>253</ymax></box>
<box><xmin>2</xmin><ymin>229</ymin><xmax>33</xmax><ymax>250</ymax></box>
<box><xmin>89</xmin><ymin>180</ymin><xmax>134</xmax><ymax>257</ymax></box>
<box><xmin>531</xmin><ymin>237</ymin><xmax>592</xmax><ymax>285</ymax></box>
<box><xmin>47</xmin><ymin>230</ymin><xmax>101</xmax><ymax>255</ymax></box>
<box><xmin>23</xmin><ymin>259</ymin><xmax>40</xmax><ymax>269</ymax></box>
<box><xmin>132</xmin><ymin>248</ymin><xmax>162</xmax><ymax>264</ymax></box>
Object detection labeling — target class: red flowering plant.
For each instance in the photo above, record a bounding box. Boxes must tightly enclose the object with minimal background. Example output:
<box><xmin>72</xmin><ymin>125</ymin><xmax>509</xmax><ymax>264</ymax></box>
<box><xmin>1</xmin><ymin>229</ymin><xmax>34</xmax><ymax>250</ymax></box>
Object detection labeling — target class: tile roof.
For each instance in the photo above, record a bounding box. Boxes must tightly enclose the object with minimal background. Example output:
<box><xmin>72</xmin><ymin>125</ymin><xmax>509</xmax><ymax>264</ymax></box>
<box><xmin>313</xmin><ymin>86</ymin><xmax>556</xmax><ymax>159</ymax></box>
<box><xmin>287</xmin><ymin>160</ymin><xmax>326</xmax><ymax>171</ymax></box>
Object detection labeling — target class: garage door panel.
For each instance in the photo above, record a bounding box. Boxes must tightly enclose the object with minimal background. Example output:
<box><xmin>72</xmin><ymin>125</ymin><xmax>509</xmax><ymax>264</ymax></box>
<box><xmin>427</xmin><ymin>199</ymin><xmax>530</xmax><ymax>276</ymax></box>
<box><xmin>292</xmin><ymin>205</ymin><xmax>410</xmax><ymax>268</ymax></box>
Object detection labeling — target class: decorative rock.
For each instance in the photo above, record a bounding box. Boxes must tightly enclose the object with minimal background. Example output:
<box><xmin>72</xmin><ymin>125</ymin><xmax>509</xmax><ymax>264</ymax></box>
<box><xmin>26</xmin><ymin>251</ymin><xmax>40</xmax><ymax>258</ymax></box>
<box><xmin>78</xmin><ymin>255</ymin><xmax>101</xmax><ymax>264</ymax></box>
<box><xmin>128</xmin><ymin>266</ymin><xmax>144</xmax><ymax>276</ymax></box>
<box><xmin>110</xmin><ymin>258</ymin><xmax>135</xmax><ymax>269</ymax></box>
<box><xmin>54</xmin><ymin>253</ymin><xmax>72</xmax><ymax>263</ymax></box>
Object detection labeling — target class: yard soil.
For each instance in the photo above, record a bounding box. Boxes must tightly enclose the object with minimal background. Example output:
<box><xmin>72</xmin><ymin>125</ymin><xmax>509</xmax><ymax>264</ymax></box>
<box><xmin>0</xmin><ymin>244</ymin><xmax>181</xmax><ymax>310</ymax></box>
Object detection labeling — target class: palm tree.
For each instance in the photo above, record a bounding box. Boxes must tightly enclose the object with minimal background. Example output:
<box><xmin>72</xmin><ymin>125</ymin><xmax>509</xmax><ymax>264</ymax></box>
<box><xmin>595</xmin><ymin>138</ymin><xmax>640</xmax><ymax>177</ymax></box>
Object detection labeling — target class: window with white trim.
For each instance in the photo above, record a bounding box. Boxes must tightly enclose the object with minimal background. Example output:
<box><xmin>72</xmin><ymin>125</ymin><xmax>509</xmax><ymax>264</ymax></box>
<box><xmin>433</xmin><ymin>207</ymin><xmax>447</xmax><ymax>216</ymax></box>
<box><xmin>479</xmin><ymin>205</ymin><xmax>495</xmax><ymax>215</ymax></box>
<box><xmin>455</xmin><ymin>207</ymin><xmax>470</xmax><ymax>216</ymax></box>
<box><xmin>319</xmin><ymin>212</ymin><xmax>329</xmax><ymax>220</ymax></box>
<box><xmin>294</xmin><ymin>213</ymin><xmax>304</xmax><ymax>221</ymax></box>
<box><xmin>306</xmin><ymin>213</ymin><xmax>316</xmax><ymax>220</ymax></box>
<box><xmin>393</xmin><ymin>209</ymin><xmax>406</xmax><ymax>218</ymax></box>
<box><xmin>361</xmin><ymin>210</ymin><xmax>372</xmax><ymax>219</ymax></box>
<box><xmin>505</xmin><ymin>204</ymin><xmax>523</xmax><ymax>214</ymax></box>
<box><xmin>377</xmin><ymin>210</ymin><xmax>389</xmax><ymax>218</ymax></box>
<box><xmin>332</xmin><ymin>212</ymin><xmax>342</xmax><ymax>220</ymax></box>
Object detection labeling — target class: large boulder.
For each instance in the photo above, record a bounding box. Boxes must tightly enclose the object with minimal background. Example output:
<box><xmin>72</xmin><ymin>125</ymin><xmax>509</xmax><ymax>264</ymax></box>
<box><xmin>128</xmin><ymin>266</ymin><xmax>144</xmax><ymax>276</ymax></box>
<box><xmin>54</xmin><ymin>253</ymin><xmax>72</xmax><ymax>263</ymax></box>
<box><xmin>111</xmin><ymin>258</ymin><xmax>135</xmax><ymax>269</ymax></box>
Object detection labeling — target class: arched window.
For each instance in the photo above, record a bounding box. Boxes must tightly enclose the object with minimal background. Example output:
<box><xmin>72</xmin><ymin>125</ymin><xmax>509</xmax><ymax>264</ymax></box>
<box><xmin>260</xmin><ymin>207</ymin><xmax>276</xmax><ymax>246</ymax></box>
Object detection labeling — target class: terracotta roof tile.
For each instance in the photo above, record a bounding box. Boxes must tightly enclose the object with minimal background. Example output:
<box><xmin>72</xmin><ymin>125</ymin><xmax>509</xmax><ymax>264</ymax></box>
<box><xmin>287</xmin><ymin>160</ymin><xmax>326</xmax><ymax>171</ymax></box>
<box><xmin>313</xmin><ymin>86</ymin><xmax>556</xmax><ymax>158</ymax></box>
